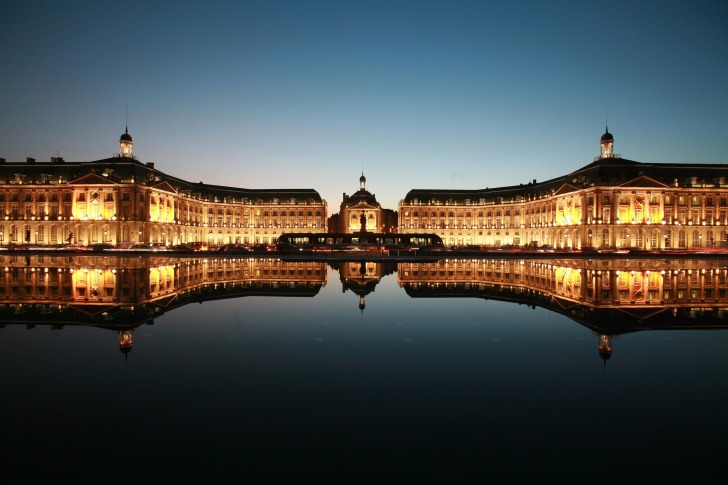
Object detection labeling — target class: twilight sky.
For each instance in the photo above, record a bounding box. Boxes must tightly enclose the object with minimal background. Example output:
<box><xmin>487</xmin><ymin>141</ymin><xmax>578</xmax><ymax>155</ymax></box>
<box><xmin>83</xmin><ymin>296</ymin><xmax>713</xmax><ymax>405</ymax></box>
<box><xmin>1</xmin><ymin>0</ymin><xmax>726</xmax><ymax>213</ymax></box>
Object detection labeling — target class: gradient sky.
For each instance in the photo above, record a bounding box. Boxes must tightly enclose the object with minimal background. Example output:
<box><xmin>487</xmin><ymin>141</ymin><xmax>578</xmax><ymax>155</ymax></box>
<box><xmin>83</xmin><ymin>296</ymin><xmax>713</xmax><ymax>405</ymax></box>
<box><xmin>2</xmin><ymin>0</ymin><xmax>726</xmax><ymax>213</ymax></box>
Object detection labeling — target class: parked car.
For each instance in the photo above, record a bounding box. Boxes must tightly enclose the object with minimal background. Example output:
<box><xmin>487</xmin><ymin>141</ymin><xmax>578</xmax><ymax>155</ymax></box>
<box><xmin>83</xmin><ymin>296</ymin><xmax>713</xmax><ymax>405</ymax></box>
<box><xmin>273</xmin><ymin>243</ymin><xmax>301</xmax><ymax>253</ymax></box>
<box><xmin>250</xmin><ymin>244</ymin><xmax>272</xmax><ymax>253</ymax></box>
<box><xmin>188</xmin><ymin>242</ymin><xmax>207</xmax><ymax>251</ymax></box>
<box><xmin>217</xmin><ymin>244</ymin><xmax>252</xmax><ymax>253</ymax></box>
<box><xmin>129</xmin><ymin>243</ymin><xmax>152</xmax><ymax>251</ymax></box>
<box><xmin>170</xmin><ymin>244</ymin><xmax>195</xmax><ymax>252</ymax></box>
<box><xmin>91</xmin><ymin>243</ymin><xmax>115</xmax><ymax>252</ymax></box>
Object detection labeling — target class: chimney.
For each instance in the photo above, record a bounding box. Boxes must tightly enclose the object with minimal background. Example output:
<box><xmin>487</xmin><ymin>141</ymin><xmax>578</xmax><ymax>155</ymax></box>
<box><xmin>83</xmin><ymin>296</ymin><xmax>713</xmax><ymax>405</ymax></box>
<box><xmin>0</xmin><ymin>158</ymin><xmax>6</xmax><ymax>164</ymax></box>
<box><xmin>26</xmin><ymin>157</ymin><xmax>36</xmax><ymax>164</ymax></box>
<box><xmin>146</xmin><ymin>162</ymin><xmax>155</xmax><ymax>169</ymax></box>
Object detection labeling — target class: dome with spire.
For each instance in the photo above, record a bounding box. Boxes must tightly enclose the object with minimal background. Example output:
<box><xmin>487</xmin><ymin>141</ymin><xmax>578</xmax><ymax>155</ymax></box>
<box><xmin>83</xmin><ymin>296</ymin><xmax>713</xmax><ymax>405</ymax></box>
<box><xmin>600</xmin><ymin>126</ymin><xmax>613</xmax><ymax>142</ymax></box>
<box><xmin>120</xmin><ymin>127</ymin><xmax>133</xmax><ymax>143</ymax></box>
<box><xmin>599</xmin><ymin>126</ymin><xmax>614</xmax><ymax>159</ymax></box>
<box><xmin>119</xmin><ymin>127</ymin><xmax>134</xmax><ymax>157</ymax></box>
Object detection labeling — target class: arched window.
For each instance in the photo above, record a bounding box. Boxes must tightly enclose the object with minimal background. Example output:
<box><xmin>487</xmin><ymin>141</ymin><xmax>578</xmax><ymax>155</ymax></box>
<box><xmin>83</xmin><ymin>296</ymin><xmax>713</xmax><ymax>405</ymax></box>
<box><xmin>692</xmin><ymin>230</ymin><xmax>701</xmax><ymax>247</ymax></box>
<box><xmin>619</xmin><ymin>228</ymin><xmax>629</xmax><ymax>247</ymax></box>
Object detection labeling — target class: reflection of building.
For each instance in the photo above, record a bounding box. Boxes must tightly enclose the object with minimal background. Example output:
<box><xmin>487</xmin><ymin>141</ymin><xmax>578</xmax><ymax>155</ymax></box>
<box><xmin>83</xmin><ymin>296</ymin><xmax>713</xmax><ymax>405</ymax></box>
<box><xmin>0</xmin><ymin>255</ymin><xmax>328</xmax><ymax>353</ymax></box>
<box><xmin>334</xmin><ymin>261</ymin><xmax>395</xmax><ymax>311</ymax></box>
<box><xmin>399</xmin><ymin>129</ymin><xmax>728</xmax><ymax>248</ymax></box>
<box><xmin>398</xmin><ymin>258</ymin><xmax>728</xmax><ymax>360</ymax></box>
<box><xmin>329</xmin><ymin>174</ymin><xmax>397</xmax><ymax>233</ymax></box>
<box><xmin>0</xmin><ymin>130</ymin><xmax>327</xmax><ymax>248</ymax></box>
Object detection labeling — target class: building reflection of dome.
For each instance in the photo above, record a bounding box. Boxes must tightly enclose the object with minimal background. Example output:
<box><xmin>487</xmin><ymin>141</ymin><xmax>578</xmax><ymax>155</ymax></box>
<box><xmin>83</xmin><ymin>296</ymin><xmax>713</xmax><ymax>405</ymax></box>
<box><xmin>598</xmin><ymin>334</ymin><xmax>612</xmax><ymax>362</ymax></box>
<box><xmin>334</xmin><ymin>261</ymin><xmax>396</xmax><ymax>313</ymax></box>
<box><xmin>119</xmin><ymin>330</ymin><xmax>134</xmax><ymax>355</ymax></box>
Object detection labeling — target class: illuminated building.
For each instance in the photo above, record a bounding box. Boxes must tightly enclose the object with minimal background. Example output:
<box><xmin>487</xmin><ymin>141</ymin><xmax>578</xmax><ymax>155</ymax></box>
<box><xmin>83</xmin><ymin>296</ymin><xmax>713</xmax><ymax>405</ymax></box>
<box><xmin>399</xmin><ymin>129</ymin><xmax>728</xmax><ymax>248</ymax></box>
<box><xmin>398</xmin><ymin>258</ymin><xmax>728</xmax><ymax>359</ymax></box>
<box><xmin>0</xmin><ymin>254</ymin><xmax>328</xmax><ymax>353</ymax></box>
<box><xmin>0</xmin><ymin>130</ymin><xmax>327</xmax><ymax>247</ymax></box>
<box><xmin>329</xmin><ymin>173</ymin><xmax>397</xmax><ymax>233</ymax></box>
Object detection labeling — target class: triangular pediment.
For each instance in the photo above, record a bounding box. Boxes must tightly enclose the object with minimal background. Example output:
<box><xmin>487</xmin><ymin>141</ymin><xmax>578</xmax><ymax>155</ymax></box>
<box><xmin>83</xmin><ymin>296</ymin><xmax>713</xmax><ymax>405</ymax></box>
<box><xmin>614</xmin><ymin>307</ymin><xmax>668</xmax><ymax>322</ymax></box>
<box><xmin>551</xmin><ymin>295</ymin><xmax>581</xmax><ymax>310</ymax></box>
<box><xmin>618</xmin><ymin>175</ymin><xmax>669</xmax><ymax>188</ymax></box>
<box><xmin>69</xmin><ymin>173</ymin><xmax>117</xmax><ymax>185</ymax></box>
<box><xmin>150</xmin><ymin>294</ymin><xmax>178</xmax><ymax>308</ymax></box>
<box><xmin>552</xmin><ymin>183</ymin><xmax>580</xmax><ymax>196</ymax></box>
<box><xmin>347</xmin><ymin>201</ymin><xmax>379</xmax><ymax>210</ymax></box>
<box><xmin>151</xmin><ymin>181</ymin><xmax>178</xmax><ymax>193</ymax></box>
<box><xmin>67</xmin><ymin>303</ymin><xmax>120</xmax><ymax>316</ymax></box>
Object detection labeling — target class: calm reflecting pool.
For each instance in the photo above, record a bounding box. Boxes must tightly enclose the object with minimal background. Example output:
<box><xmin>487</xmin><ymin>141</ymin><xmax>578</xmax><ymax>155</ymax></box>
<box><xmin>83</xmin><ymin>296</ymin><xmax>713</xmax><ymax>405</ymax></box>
<box><xmin>1</xmin><ymin>256</ymin><xmax>727</xmax><ymax>482</ymax></box>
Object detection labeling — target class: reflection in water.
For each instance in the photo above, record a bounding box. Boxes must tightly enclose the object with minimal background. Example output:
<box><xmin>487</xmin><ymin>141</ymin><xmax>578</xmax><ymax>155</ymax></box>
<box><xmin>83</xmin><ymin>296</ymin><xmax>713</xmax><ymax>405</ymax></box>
<box><xmin>1</xmin><ymin>255</ymin><xmax>726</xmax><ymax>361</ymax></box>
<box><xmin>0</xmin><ymin>255</ymin><xmax>327</xmax><ymax>355</ymax></box>
<box><xmin>399</xmin><ymin>258</ymin><xmax>728</xmax><ymax>360</ymax></box>
<box><xmin>334</xmin><ymin>260</ymin><xmax>396</xmax><ymax>312</ymax></box>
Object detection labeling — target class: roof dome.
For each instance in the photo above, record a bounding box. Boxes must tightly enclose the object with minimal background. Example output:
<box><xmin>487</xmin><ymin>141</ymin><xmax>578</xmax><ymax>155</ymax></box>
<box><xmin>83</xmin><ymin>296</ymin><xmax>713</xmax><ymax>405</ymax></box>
<box><xmin>120</xmin><ymin>128</ymin><xmax>133</xmax><ymax>142</ymax></box>
<box><xmin>360</xmin><ymin>174</ymin><xmax>366</xmax><ymax>183</ymax></box>
<box><xmin>600</xmin><ymin>127</ymin><xmax>613</xmax><ymax>142</ymax></box>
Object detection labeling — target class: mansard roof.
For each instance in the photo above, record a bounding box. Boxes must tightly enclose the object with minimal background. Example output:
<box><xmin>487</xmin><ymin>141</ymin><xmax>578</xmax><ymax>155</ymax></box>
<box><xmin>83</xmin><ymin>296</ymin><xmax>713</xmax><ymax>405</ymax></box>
<box><xmin>342</xmin><ymin>189</ymin><xmax>381</xmax><ymax>209</ymax></box>
<box><xmin>403</xmin><ymin>157</ymin><xmax>728</xmax><ymax>204</ymax></box>
<box><xmin>0</xmin><ymin>156</ymin><xmax>324</xmax><ymax>204</ymax></box>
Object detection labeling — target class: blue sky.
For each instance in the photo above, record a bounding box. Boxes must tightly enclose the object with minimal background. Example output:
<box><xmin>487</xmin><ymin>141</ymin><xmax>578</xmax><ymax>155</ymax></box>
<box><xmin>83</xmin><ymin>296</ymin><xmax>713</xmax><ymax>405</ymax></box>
<box><xmin>1</xmin><ymin>0</ymin><xmax>726</xmax><ymax>213</ymax></box>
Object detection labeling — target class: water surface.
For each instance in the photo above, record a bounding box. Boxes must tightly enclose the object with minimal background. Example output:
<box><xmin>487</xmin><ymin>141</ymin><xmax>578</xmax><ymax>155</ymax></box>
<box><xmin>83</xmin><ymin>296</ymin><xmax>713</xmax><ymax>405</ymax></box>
<box><xmin>1</xmin><ymin>256</ymin><xmax>726</xmax><ymax>482</ymax></box>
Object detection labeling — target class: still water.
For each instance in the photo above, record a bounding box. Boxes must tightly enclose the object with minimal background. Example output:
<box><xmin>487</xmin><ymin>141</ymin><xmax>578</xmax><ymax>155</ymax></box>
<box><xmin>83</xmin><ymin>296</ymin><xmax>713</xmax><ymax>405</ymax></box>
<box><xmin>1</xmin><ymin>255</ymin><xmax>727</xmax><ymax>482</ymax></box>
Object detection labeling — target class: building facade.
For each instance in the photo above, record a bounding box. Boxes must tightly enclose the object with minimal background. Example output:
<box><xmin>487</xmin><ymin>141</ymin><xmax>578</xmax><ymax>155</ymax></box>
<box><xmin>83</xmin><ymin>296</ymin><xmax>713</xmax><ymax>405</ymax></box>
<box><xmin>0</xmin><ymin>130</ymin><xmax>327</xmax><ymax>248</ymax></box>
<box><xmin>329</xmin><ymin>174</ymin><xmax>397</xmax><ymax>233</ymax></box>
<box><xmin>398</xmin><ymin>129</ymin><xmax>728</xmax><ymax>249</ymax></box>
